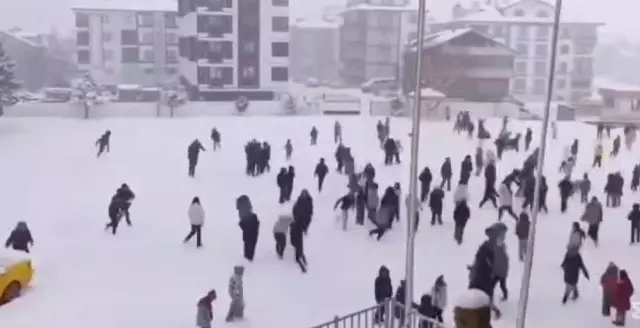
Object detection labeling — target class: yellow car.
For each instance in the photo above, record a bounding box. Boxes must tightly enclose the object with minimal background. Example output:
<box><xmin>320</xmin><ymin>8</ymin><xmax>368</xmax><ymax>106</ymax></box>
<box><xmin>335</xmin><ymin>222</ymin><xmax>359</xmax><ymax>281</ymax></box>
<box><xmin>0</xmin><ymin>254</ymin><xmax>33</xmax><ymax>305</ymax></box>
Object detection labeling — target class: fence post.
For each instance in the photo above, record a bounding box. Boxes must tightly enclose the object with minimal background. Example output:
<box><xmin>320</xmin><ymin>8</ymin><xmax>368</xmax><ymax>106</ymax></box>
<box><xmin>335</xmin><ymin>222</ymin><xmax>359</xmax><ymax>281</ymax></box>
<box><xmin>386</xmin><ymin>299</ymin><xmax>395</xmax><ymax>328</ymax></box>
<box><xmin>333</xmin><ymin>315</ymin><xmax>340</xmax><ymax>328</ymax></box>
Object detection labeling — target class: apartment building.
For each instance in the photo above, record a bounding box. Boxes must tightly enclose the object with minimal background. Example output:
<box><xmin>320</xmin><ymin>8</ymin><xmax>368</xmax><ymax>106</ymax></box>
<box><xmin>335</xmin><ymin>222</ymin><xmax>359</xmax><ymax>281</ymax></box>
<box><xmin>339</xmin><ymin>0</ymin><xmax>425</xmax><ymax>86</ymax></box>
<box><xmin>430</xmin><ymin>0</ymin><xmax>603</xmax><ymax>102</ymax></box>
<box><xmin>403</xmin><ymin>28</ymin><xmax>516</xmax><ymax>100</ymax></box>
<box><xmin>177</xmin><ymin>0</ymin><xmax>290</xmax><ymax>101</ymax></box>
<box><xmin>290</xmin><ymin>17</ymin><xmax>341</xmax><ymax>83</ymax></box>
<box><xmin>72</xmin><ymin>0</ymin><xmax>179</xmax><ymax>86</ymax></box>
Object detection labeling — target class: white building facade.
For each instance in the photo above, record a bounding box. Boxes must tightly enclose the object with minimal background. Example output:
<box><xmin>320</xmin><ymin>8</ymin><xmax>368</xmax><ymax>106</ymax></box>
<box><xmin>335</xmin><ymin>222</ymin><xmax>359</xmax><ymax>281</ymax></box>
<box><xmin>72</xmin><ymin>0</ymin><xmax>179</xmax><ymax>86</ymax></box>
<box><xmin>177</xmin><ymin>0</ymin><xmax>289</xmax><ymax>101</ymax></box>
<box><xmin>339</xmin><ymin>0</ymin><xmax>424</xmax><ymax>85</ymax></box>
<box><xmin>290</xmin><ymin>18</ymin><xmax>341</xmax><ymax>83</ymax></box>
<box><xmin>431</xmin><ymin>0</ymin><xmax>602</xmax><ymax>102</ymax></box>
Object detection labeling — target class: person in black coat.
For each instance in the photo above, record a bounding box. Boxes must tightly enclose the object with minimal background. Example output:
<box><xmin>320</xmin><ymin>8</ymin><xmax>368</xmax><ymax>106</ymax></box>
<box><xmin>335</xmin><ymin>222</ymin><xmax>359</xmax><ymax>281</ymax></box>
<box><xmin>628</xmin><ymin>203</ymin><xmax>640</xmax><ymax>244</ymax></box>
<box><xmin>114</xmin><ymin>183</ymin><xmax>135</xmax><ymax>225</ymax></box>
<box><xmin>5</xmin><ymin>222</ymin><xmax>33</xmax><ymax>253</ymax></box>
<box><xmin>187</xmin><ymin>139</ymin><xmax>206</xmax><ymax>177</ymax></box>
<box><xmin>105</xmin><ymin>196</ymin><xmax>126</xmax><ymax>235</ymax></box>
<box><xmin>314</xmin><ymin>158</ymin><xmax>328</xmax><ymax>192</ymax></box>
<box><xmin>284</xmin><ymin>166</ymin><xmax>296</xmax><ymax>202</ymax></box>
<box><xmin>96</xmin><ymin>130</ymin><xmax>111</xmax><ymax>157</ymax></box>
<box><xmin>289</xmin><ymin>220</ymin><xmax>307</xmax><ymax>273</ymax></box>
<box><xmin>453</xmin><ymin>200</ymin><xmax>470</xmax><ymax>245</ymax></box>
<box><xmin>393</xmin><ymin>280</ymin><xmax>407</xmax><ymax>326</ymax></box>
<box><xmin>416</xmin><ymin>294</ymin><xmax>436</xmax><ymax>328</ymax></box>
<box><xmin>440</xmin><ymin>158</ymin><xmax>452</xmax><ymax>191</ymax></box>
<box><xmin>561</xmin><ymin>251</ymin><xmax>590</xmax><ymax>304</ymax></box>
<box><xmin>478</xmin><ymin>162</ymin><xmax>498</xmax><ymax>208</ymax></box>
<box><xmin>524</xmin><ymin>128</ymin><xmax>533</xmax><ymax>151</ymax></box>
<box><xmin>558</xmin><ymin>177</ymin><xmax>573</xmax><ymax>213</ymax></box>
<box><xmin>429</xmin><ymin>187</ymin><xmax>445</xmax><ymax>225</ymax></box>
<box><xmin>210</xmin><ymin>128</ymin><xmax>221</xmax><ymax>150</ymax></box>
<box><xmin>276</xmin><ymin>168</ymin><xmax>288</xmax><ymax>203</ymax></box>
<box><xmin>383</xmin><ymin>138</ymin><xmax>397</xmax><ymax>165</ymax></box>
<box><xmin>292</xmin><ymin>190</ymin><xmax>313</xmax><ymax>234</ymax></box>
<box><xmin>631</xmin><ymin>165</ymin><xmax>640</xmax><ymax>192</ymax></box>
<box><xmin>310</xmin><ymin>126</ymin><xmax>318</xmax><ymax>145</ymax></box>
<box><xmin>374</xmin><ymin>265</ymin><xmax>393</xmax><ymax>323</ymax></box>
<box><xmin>419</xmin><ymin>166</ymin><xmax>432</xmax><ymax>202</ymax></box>
<box><xmin>239</xmin><ymin>213</ymin><xmax>260</xmax><ymax>261</ymax></box>
<box><xmin>459</xmin><ymin>155</ymin><xmax>473</xmax><ymax>185</ymax></box>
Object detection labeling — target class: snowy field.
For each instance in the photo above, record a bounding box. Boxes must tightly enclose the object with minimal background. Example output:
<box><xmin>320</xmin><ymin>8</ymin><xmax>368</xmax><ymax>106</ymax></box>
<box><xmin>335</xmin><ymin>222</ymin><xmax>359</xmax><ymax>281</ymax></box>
<box><xmin>0</xmin><ymin>116</ymin><xmax>639</xmax><ymax>328</ymax></box>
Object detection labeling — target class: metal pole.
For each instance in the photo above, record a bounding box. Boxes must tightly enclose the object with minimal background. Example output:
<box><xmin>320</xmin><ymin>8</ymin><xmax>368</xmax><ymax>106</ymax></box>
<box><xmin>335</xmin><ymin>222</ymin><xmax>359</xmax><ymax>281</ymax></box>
<box><xmin>515</xmin><ymin>0</ymin><xmax>563</xmax><ymax>327</ymax></box>
<box><xmin>404</xmin><ymin>0</ymin><xmax>426</xmax><ymax>326</ymax></box>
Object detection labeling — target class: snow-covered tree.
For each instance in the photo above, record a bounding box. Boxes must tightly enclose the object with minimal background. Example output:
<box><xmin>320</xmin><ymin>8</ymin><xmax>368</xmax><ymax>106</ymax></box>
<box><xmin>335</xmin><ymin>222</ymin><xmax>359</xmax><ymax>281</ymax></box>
<box><xmin>0</xmin><ymin>42</ymin><xmax>20</xmax><ymax>115</ymax></box>
<box><xmin>235</xmin><ymin>96</ymin><xmax>249</xmax><ymax>114</ymax></box>
<box><xmin>73</xmin><ymin>73</ymin><xmax>98</xmax><ymax>119</ymax></box>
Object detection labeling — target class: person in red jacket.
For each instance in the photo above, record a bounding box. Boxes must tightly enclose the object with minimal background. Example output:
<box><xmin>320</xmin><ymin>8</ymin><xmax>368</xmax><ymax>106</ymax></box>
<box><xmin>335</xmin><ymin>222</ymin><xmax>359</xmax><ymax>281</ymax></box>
<box><xmin>601</xmin><ymin>262</ymin><xmax>619</xmax><ymax>316</ymax></box>
<box><xmin>613</xmin><ymin>269</ymin><xmax>634</xmax><ymax>326</ymax></box>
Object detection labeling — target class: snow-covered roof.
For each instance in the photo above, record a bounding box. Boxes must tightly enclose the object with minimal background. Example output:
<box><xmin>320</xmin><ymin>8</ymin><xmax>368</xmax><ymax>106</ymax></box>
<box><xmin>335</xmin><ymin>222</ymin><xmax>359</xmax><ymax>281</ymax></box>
<box><xmin>342</xmin><ymin>4</ymin><xmax>421</xmax><ymax>13</ymax></box>
<box><xmin>406</xmin><ymin>28</ymin><xmax>513</xmax><ymax>52</ymax></box>
<box><xmin>291</xmin><ymin>17</ymin><xmax>341</xmax><ymax>29</ymax></box>
<box><xmin>72</xmin><ymin>0</ymin><xmax>177</xmax><ymax>12</ymax></box>
<box><xmin>0</xmin><ymin>30</ymin><xmax>45</xmax><ymax>48</ymax></box>
<box><xmin>595</xmin><ymin>77</ymin><xmax>640</xmax><ymax>93</ymax></box>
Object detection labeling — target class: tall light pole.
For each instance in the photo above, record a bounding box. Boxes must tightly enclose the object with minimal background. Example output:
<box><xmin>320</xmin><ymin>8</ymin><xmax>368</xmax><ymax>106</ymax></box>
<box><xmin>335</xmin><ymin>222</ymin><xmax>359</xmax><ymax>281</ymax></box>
<box><xmin>404</xmin><ymin>0</ymin><xmax>427</xmax><ymax>325</ymax></box>
<box><xmin>515</xmin><ymin>0</ymin><xmax>563</xmax><ymax>327</ymax></box>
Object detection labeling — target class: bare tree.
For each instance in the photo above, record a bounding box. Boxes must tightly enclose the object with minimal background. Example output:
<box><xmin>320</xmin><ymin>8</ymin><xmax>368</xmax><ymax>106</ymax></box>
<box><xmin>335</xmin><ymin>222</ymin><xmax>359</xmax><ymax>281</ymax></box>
<box><xmin>0</xmin><ymin>42</ymin><xmax>20</xmax><ymax>116</ymax></box>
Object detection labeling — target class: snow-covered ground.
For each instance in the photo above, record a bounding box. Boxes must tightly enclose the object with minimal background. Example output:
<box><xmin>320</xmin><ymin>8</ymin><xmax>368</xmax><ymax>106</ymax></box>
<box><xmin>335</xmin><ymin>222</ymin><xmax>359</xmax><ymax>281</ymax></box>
<box><xmin>0</xmin><ymin>116</ymin><xmax>638</xmax><ymax>328</ymax></box>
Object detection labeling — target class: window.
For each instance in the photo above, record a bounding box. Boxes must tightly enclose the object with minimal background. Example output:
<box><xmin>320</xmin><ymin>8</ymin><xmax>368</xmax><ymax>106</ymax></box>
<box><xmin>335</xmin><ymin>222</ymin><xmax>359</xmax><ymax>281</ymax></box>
<box><xmin>138</xmin><ymin>13</ymin><xmax>154</xmax><ymax>27</ymax></box>
<box><xmin>516</xmin><ymin>44</ymin><xmax>528</xmax><ymax>55</ymax></box>
<box><xmin>211</xmin><ymin>67</ymin><xmax>233</xmax><ymax>84</ymax></box>
<box><xmin>199</xmin><ymin>15</ymin><xmax>233</xmax><ymax>34</ymax></box>
<box><xmin>272</xmin><ymin>0</ymin><xmax>288</xmax><ymax>6</ymax></box>
<box><xmin>167</xmin><ymin>49</ymin><xmax>179</xmax><ymax>63</ymax></box>
<box><xmin>242</xmin><ymin>66</ymin><xmax>255</xmax><ymax>78</ymax></box>
<box><xmin>103</xmin><ymin>32</ymin><xmax>112</xmax><ymax>42</ymax></box>
<box><xmin>272</xmin><ymin>42</ymin><xmax>289</xmax><ymax>57</ymax></box>
<box><xmin>121</xmin><ymin>48</ymin><xmax>140</xmax><ymax>63</ymax></box>
<box><xmin>534</xmin><ymin>61</ymin><xmax>547</xmax><ymax>76</ymax></box>
<box><xmin>517</xmin><ymin>25</ymin><xmax>529</xmax><ymax>39</ymax></box>
<box><xmin>557</xmin><ymin>62</ymin><xmax>568</xmax><ymax>73</ymax></box>
<box><xmin>121</xmin><ymin>30</ymin><xmax>138</xmax><ymax>45</ymax></box>
<box><xmin>272</xmin><ymin>17</ymin><xmax>289</xmax><ymax>32</ymax></box>
<box><xmin>513</xmin><ymin>79</ymin><xmax>526</xmax><ymax>92</ymax></box>
<box><xmin>560</xmin><ymin>27</ymin><xmax>571</xmax><ymax>38</ymax></box>
<box><xmin>556</xmin><ymin>78</ymin><xmax>566</xmax><ymax>89</ymax></box>
<box><xmin>142</xmin><ymin>49</ymin><xmax>154</xmax><ymax>62</ymax></box>
<box><xmin>536</xmin><ymin>10</ymin><xmax>549</xmax><ymax>18</ymax></box>
<box><xmin>514</xmin><ymin>9</ymin><xmax>525</xmax><ymax>17</ymax></box>
<box><xmin>141</xmin><ymin>32</ymin><xmax>154</xmax><ymax>44</ymax></box>
<box><xmin>559</xmin><ymin>44</ymin><xmax>570</xmax><ymax>54</ymax></box>
<box><xmin>166</xmin><ymin>67</ymin><xmax>178</xmax><ymax>75</ymax></box>
<box><xmin>166</xmin><ymin>32</ymin><xmax>178</xmax><ymax>45</ymax></box>
<box><xmin>77</xmin><ymin>50</ymin><xmax>90</xmax><ymax>64</ymax></box>
<box><xmin>271</xmin><ymin>67</ymin><xmax>288</xmax><ymax>81</ymax></box>
<box><xmin>77</xmin><ymin>31</ymin><xmax>90</xmax><ymax>45</ymax></box>
<box><xmin>76</xmin><ymin>13</ymin><xmax>89</xmax><ymax>27</ymax></box>
<box><xmin>533</xmin><ymin>79</ymin><xmax>546</xmax><ymax>95</ymax></box>
<box><xmin>242</xmin><ymin>41</ymin><xmax>256</xmax><ymax>54</ymax></box>
<box><xmin>536</xmin><ymin>26</ymin><xmax>549</xmax><ymax>39</ymax></box>
<box><xmin>211</xmin><ymin>67</ymin><xmax>223</xmax><ymax>79</ymax></box>
<box><xmin>103</xmin><ymin>50</ymin><xmax>114</xmax><ymax>62</ymax></box>
<box><xmin>515</xmin><ymin>62</ymin><xmax>527</xmax><ymax>74</ymax></box>
<box><xmin>165</xmin><ymin>13</ymin><xmax>178</xmax><ymax>28</ymax></box>
<box><xmin>535</xmin><ymin>44</ymin><xmax>548</xmax><ymax>57</ymax></box>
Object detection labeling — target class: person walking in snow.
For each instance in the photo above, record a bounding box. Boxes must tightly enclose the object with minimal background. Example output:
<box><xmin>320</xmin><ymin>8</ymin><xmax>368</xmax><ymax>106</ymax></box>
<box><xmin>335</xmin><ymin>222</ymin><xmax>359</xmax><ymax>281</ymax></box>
<box><xmin>581</xmin><ymin>197</ymin><xmax>603</xmax><ymax>246</ymax></box>
<box><xmin>579</xmin><ymin>173</ymin><xmax>591</xmax><ymax>204</ymax></box>
<box><xmin>105</xmin><ymin>195</ymin><xmax>126</xmax><ymax>235</ymax></box>
<box><xmin>429</xmin><ymin>187</ymin><xmax>445</xmax><ymax>226</ymax></box>
<box><xmin>196</xmin><ymin>290</ymin><xmax>217</xmax><ymax>328</ymax></box>
<box><xmin>184</xmin><ymin>197</ymin><xmax>205</xmax><ymax>248</ymax></box>
<box><xmin>292</xmin><ymin>189</ymin><xmax>313</xmax><ymax>234</ymax></box>
<box><xmin>453</xmin><ymin>182</ymin><xmax>470</xmax><ymax>205</ymax></box>
<box><xmin>497</xmin><ymin>182</ymin><xmax>517</xmax><ymax>221</ymax></box>
<box><xmin>524</xmin><ymin>128</ymin><xmax>533</xmax><ymax>151</ymax></box>
<box><xmin>334</xmin><ymin>192</ymin><xmax>354</xmax><ymax>231</ymax></box>
<box><xmin>5</xmin><ymin>222</ymin><xmax>33</xmax><ymax>253</ymax></box>
<box><xmin>273</xmin><ymin>205</ymin><xmax>293</xmax><ymax>259</ymax></box>
<box><xmin>114</xmin><ymin>183</ymin><xmax>135</xmax><ymax>226</ymax></box>
<box><xmin>515</xmin><ymin>212</ymin><xmax>530</xmax><ymax>261</ymax></box>
<box><xmin>474</xmin><ymin>147</ymin><xmax>484</xmax><ymax>176</ymax></box>
<box><xmin>334</xmin><ymin>120</ymin><xmax>342</xmax><ymax>144</ymax></box>
<box><xmin>430</xmin><ymin>275</ymin><xmax>447</xmax><ymax>324</ymax></box>
<box><xmin>239</xmin><ymin>210</ymin><xmax>260</xmax><ymax>261</ymax></box>
<box><xmin>593</xmin><ymin>143</ymin><xmax>604</xmax><ymax>168</ymax></box>
<box><xmin>419</xmin><ymin>166</ymin><xmax>432</xmax><ymax>202</ymax></box>
<box><xmin>314</xmin><ymin>158</ymin><xmax>328</xmax><ymax>192</ymax></box>
<box><xmin>601</xmin><ymin>262</ymin><xmax>619</xmax><ymax>317</ymax></box>
<box><xmin>558</xmin><ymin>176</ymin><xmax>574</xmax><ymax>213</ymax></box>
<box><xmin>561</xmin><ymin>250</ymin><xmax>590</xmax><ymax>304</ymax></box>
<box><xmin>492</xmin><ymin>243</ymin><xmax>509</xmax><ymax>301</ymax></box>
<box><xmin>96</xmin><ymin>130</ymin><xmax>111</xmax><ymax>157</ymax></box>
<box><xmin>284</xmin><ymin>139</ymin><xmax>293</xmax><ymax>161</ymax></box>
<box><xmin>440</xmin><ymin>158</ymin><xmax>452</xmax><ymax>191</ymax></box>
<box><xmin>628</xmin><ymin>203</ymin><xmax>640</xmax><ymax>244</ymax></box>
<box><xmin>310</xmin><ymin>126</ymin><xmax>318</xmax><ymax>145</ymax></box>
<box><xmin>374</xmin><ymin>266</ymin><xmax>393</xmax><ymax>323</ymax></box>
<box><xmin>226</xmin><ymin>266</ymin><xmax>245</xmax><ymax>322</ymax></box>
<box><xmin>613</xmin><ymin>269</ymin><xmax>634</xmax><ymax>326</ymax></box>
<box><xmin>290</xmin><ymin>219</ymin><xmax>308</xmax><ymax>273</ymax></box>
<box><xmin>567</xmin><ymin>222</ymin><xmax>586</xmax><ymax>255</ymax></box>
<box><xmin>210</xmin><ymin>128</ymin><xmax>221</xmax><ymax>151</ymax></box>
<box><xmin>453</xmin><ymin>199</ymin><xmax>470</xmax><ymax>245</ymax></box>
<box><xmin>188</xmin><ymin>139</ymin><xmax>206</xmax><ymax>177</ymax></box>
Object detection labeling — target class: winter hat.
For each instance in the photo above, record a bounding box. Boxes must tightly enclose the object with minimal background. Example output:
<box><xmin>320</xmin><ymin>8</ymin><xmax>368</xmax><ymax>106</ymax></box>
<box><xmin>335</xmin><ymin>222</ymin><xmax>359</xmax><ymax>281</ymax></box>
<box><xmin>234</xmin><ymin>265</ymin><xmax>245</xmax><ymax>275</ymax></box>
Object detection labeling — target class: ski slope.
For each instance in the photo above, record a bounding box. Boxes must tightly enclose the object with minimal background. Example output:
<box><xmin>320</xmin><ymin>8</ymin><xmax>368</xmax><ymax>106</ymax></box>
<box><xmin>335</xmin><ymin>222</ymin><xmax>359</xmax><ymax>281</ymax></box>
<box><xmin>0</xmin><ymin>116</ymin><xmax>638</xmax><ymax>328</ymax></box>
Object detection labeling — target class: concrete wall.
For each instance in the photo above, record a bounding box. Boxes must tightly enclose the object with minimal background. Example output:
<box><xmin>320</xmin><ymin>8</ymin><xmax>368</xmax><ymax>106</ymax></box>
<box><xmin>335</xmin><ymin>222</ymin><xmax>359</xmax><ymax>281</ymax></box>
<box><xmin>3</xmin><ymin>101</ymin><xmax>320</xmax><ymax>118</ymax></box>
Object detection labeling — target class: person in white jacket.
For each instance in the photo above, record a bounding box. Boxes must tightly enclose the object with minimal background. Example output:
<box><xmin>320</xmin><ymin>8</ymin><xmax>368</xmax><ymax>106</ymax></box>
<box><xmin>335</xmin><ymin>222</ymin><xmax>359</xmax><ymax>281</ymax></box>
<box><xmin>453</xmin><ymin>183</ymin><xmax>469</xmax><ymax>205</ymax></box>
<box><xmin>431</xmin><ymin>275</ymin><xmax>447</xmax><ymax>323</ymax></box>
<box><xmin>273</xmin><ymin>205</ymin><xmax>294</xmax><ymax>259</ymax></box>
<box><xmin>184</xmin><ymin>197</ymin><xmax>205</xmax><ymax>247</ymax></box>
<box><xmin>497</xmin><ymin>183</ymin><xmax>517</xmax><ymax>220</ymax></box>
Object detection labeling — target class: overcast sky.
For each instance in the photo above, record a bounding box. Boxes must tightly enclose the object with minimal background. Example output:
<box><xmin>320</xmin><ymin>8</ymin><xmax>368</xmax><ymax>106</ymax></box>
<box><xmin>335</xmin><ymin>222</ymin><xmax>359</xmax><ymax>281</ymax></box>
<box><xmin>0</xmin><ymin>0</ymin><xmax>636</xmax><ymax>39</ymax></box>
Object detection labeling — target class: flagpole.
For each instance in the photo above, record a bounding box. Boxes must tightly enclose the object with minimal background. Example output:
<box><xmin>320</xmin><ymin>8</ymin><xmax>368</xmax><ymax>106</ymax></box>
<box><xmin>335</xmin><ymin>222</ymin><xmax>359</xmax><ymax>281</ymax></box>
<box><xmin>404</xmin><ymin>0</ymin><xmax>427</xmax><ymax>325</ymax></box>
<box><xmin>515</xmin><ymin>0</ymin><xmax>563</xmax><ymax>327</ymax></box>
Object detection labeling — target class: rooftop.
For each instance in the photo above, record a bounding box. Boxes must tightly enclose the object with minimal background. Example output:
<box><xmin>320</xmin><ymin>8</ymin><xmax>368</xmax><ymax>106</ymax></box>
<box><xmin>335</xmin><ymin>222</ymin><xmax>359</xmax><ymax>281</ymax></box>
<box><xmin>291</xmin><ymin>17</ymin><xmax>341</xmax><ymax>29</ymax></box>
<box><xmin>406</xmin><ymin>28</ymin><xmax>514</xmax><ymax>52</ymax></box>
<box><xmin>341</xmin><ymin>3</ymin><xmax>422</xmax><ymax>13</ymax></box>
<box><xmin>0</xmin><ymin>29</ymin><xmax>45</xmax><ymax>48</ymax></box>
<box><xmin>71</xmin><ymin>0</ymin><xmax>177</xmax><ymax>12</ymax></box>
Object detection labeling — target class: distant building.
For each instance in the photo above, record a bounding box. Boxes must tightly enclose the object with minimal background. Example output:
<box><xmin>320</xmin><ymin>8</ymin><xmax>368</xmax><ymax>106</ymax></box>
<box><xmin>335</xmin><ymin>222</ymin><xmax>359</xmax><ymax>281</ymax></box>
<box><xmin>339</xmin><ymin>0</ymin><xmax>426</xmax><ymax>86</ymax></box>
<box><xmin>430</xmin><ymin>0</ymin><xmax>604</xmax><ymax>102</ymax></box>
<box><xmin>290</xmin><ymin>17</ymin><xmax>341</xmax><ymax>83</ymax></box>
<box><xmin>0</xmin><ymin>29</ymin><xmax>75</xmax><ymax>91</ymax></box>
<box><xmin>71</xmin><ymin>0</ymin><xmax>180</xmax><ymax>86</ymax></box>
<box><xmin>403</xmin><ymin>28</ymin><xmax>516</xmax><ymax>101</ymax></box>
<box><xmin>177</xmin><ymin>0</ymin><xmax>290</xmax><ymax>101</ymax></box>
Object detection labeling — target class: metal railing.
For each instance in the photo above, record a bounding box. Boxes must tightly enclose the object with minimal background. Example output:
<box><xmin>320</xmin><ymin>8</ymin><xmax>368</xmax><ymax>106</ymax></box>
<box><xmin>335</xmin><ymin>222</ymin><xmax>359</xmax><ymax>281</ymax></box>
<box><xmin>310</xmin><ymin>299</ymin><xmax>450</xmax><ymax>328</ymax></box>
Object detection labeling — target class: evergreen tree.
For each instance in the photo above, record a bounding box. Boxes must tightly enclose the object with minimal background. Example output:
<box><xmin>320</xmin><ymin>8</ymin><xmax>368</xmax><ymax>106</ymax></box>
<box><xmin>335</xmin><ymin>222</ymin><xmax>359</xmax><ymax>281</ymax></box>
<box><xmin>0</xmin><ymin>41</ymin><xmax>20</xmax><ymax>115</ymax></box>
